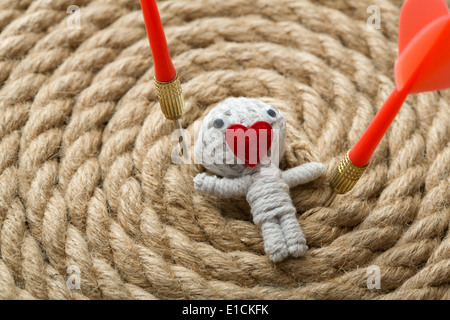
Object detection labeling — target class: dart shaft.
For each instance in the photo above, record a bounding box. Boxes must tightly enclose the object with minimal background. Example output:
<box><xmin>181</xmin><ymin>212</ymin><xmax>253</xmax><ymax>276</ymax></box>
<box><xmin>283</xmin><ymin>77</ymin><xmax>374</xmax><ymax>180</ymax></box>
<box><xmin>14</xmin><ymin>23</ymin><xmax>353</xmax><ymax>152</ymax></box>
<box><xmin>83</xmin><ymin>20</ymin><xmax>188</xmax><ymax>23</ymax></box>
<box><xmin>349</xmin><ymin>87</ymin><xmax>409</xmax><ymax>167</ymax></box>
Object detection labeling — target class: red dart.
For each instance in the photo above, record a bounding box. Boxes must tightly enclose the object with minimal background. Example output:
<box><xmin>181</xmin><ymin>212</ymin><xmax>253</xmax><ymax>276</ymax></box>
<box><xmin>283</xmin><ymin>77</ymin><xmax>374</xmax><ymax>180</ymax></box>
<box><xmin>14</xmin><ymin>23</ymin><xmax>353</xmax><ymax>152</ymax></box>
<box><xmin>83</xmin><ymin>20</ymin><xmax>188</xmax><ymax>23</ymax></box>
<box><xmin>140</xmin><ymin>0</ymin><xmax>176</xmax><ymax>83</ymax></box>
<box><xmin>140</xmin><ymin>0</ymin><xmax>186</xmax><ymax>154</ymax></box>
<box><xmin>329</xmin><ymin>0</ymin><xmax>450</xmax><ymax>198</ymax></box>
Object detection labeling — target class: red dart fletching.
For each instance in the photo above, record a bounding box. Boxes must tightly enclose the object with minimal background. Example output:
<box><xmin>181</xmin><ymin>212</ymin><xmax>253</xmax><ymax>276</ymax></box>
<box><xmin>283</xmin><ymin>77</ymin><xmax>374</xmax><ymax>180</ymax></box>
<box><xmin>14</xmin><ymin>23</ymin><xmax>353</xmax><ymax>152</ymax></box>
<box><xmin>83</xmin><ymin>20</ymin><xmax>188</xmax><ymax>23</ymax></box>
<box><xmin>349</xmin><ymin>0</ymin><xmax>450</xmax><ymax>167</ymax></box>
<box><xmin>395</xmin><ymin>0</ymin><xmax>450</xmax><ymax>93</ymax></box>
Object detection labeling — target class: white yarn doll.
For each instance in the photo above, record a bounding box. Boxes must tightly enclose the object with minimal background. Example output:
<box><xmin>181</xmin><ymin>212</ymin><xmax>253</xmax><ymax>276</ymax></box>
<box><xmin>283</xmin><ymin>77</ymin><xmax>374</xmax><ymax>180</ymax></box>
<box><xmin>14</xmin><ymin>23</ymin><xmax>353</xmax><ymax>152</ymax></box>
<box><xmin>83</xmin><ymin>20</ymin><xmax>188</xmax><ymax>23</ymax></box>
<box><xmin>194</xmin><ymin>97</ymin><xmax>326</xmax><ymax>262</ymax></box>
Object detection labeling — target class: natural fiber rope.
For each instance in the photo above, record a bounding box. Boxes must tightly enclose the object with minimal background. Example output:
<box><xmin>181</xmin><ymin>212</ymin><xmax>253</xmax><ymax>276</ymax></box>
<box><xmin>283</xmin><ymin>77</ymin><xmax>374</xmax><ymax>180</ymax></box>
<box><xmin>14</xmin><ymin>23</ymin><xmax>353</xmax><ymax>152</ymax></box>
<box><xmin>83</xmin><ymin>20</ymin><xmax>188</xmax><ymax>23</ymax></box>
<box><xmin>0</xmin><ymin>0</ymin><xmax>449</xmax><ymax>299</ymax></box>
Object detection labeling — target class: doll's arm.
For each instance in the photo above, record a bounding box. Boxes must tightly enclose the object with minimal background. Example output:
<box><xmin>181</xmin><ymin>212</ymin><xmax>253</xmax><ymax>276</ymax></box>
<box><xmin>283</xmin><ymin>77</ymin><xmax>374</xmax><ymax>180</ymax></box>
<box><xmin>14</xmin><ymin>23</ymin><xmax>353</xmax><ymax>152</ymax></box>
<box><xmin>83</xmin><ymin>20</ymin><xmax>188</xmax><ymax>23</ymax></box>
<box><xmin>281</xmin><ymin>162</ymin><xmax>326</xmax><ymax>189</ymax></box>
<box><xmin>194</xmin><ymin>173</ymin><xmax>252</xmax><ymax>198</ymax></box>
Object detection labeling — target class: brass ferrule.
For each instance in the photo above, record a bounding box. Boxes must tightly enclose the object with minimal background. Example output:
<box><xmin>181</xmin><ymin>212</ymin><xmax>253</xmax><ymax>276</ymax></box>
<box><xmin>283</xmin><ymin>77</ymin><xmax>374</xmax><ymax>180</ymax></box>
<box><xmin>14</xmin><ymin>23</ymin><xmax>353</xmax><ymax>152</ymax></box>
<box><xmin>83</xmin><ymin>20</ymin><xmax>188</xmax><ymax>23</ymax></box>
<box><xmin>329</xmin><ymin>151</ymin><xmax>368</xmax><ymax>194</ymax></box>
<box><xmin>154</xmin><ymin>75</ymin><xmax>185</xmax><ymax>120</ymax></box>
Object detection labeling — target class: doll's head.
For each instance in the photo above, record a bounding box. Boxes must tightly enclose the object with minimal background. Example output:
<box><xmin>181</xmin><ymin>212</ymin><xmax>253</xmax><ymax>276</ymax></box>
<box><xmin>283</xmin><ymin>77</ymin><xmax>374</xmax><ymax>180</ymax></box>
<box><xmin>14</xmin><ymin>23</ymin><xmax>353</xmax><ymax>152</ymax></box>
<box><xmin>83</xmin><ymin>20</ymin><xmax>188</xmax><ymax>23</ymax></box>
<box><xmin>195</xmin><ymin>97</ymin><xmax>287</xmax><ymax>177</ymax></box>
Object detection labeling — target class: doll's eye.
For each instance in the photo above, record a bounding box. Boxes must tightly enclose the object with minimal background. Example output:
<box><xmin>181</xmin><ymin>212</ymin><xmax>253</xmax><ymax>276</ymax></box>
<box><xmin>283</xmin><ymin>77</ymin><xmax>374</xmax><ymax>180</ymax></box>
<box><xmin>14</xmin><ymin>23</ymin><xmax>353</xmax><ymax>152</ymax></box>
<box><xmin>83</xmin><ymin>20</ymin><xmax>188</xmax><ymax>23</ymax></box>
<box><xmin>266</xmin><ymin>108</ymin><xmax>277</xmax><ymax>118</ymax></box>
<box><xmin>213</xmin><ymin>118</ymin><xmax>225</xmax><ymax>129</ymax></box>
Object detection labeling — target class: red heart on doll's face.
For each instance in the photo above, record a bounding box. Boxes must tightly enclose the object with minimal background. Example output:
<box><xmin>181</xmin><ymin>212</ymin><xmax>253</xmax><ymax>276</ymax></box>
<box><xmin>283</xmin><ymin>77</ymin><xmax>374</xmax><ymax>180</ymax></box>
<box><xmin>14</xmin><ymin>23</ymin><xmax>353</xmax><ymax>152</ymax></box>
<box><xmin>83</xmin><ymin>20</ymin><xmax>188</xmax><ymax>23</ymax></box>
<box><xmin>225</xmin><ymin>121</ymin><xmax>273</xmax><ymax>168</ymax></box>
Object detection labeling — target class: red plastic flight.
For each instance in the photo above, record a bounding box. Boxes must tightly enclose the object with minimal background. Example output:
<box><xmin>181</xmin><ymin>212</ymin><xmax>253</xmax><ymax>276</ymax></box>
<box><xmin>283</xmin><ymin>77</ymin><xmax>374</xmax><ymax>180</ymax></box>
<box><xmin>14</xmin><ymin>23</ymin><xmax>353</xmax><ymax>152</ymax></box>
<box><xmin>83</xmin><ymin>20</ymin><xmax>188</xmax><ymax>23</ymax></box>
<box><xmin>140</xmin><ymin>0</ymin><xmax>177</xmax><ymax>83</ymax></box>
<box><xmin>225</xmin><ymin>122</ymin><xmax>273</xmax><ymax>168</ymax></box>
<box><xmin>349</xmin><ymin>0</ymin><xmax>450</xmax><ymax>167</ymax></box>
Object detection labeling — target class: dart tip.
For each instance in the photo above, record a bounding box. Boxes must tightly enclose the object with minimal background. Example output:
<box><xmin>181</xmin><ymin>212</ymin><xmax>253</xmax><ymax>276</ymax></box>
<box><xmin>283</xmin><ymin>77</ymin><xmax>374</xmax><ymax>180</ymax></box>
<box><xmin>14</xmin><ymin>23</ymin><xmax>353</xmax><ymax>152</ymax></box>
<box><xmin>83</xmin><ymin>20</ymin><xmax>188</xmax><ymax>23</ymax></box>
<box><xmin>176</xmin><ymin>119</ymin><xmax>185</xmax><ymax>144</ymax></box>
<box><xmin>175</xmin><ymin>119</ymin><xmax>183</xmax><ymax>131</ymax></box>
<box><xmin>175</xmin><ymin>119</ymin><xmax>188</xmax><ymax>159</ymax></box>
<box><xmin>324</xmin><ymin>192</ymin><xmax>337</xmax><ymax>207</ymax></box>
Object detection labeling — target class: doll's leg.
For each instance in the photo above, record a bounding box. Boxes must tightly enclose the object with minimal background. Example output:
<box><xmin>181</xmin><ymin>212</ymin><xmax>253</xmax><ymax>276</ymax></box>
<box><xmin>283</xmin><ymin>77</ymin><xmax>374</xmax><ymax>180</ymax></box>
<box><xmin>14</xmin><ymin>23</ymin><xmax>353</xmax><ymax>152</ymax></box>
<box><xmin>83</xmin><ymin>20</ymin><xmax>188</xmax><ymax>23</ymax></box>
<box><xmin>260</xmin><ymin>218</ymin><xmax>289</xmax><ymax>262</ymax></box>
<box><xmin>279</xmin><ymin>213</ymin><xmax>308</xmax><ymax>257</ymax></box>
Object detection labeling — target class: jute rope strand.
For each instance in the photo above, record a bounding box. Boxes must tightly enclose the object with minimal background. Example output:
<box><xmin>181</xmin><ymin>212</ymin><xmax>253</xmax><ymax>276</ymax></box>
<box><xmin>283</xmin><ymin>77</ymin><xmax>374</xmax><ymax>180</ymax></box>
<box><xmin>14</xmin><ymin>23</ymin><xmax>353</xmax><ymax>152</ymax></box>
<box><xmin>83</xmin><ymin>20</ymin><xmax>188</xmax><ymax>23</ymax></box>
<box><xmin>0</xmin><ymin>0</ymin><xmax>449</xmax><ymax>299</ymax></box>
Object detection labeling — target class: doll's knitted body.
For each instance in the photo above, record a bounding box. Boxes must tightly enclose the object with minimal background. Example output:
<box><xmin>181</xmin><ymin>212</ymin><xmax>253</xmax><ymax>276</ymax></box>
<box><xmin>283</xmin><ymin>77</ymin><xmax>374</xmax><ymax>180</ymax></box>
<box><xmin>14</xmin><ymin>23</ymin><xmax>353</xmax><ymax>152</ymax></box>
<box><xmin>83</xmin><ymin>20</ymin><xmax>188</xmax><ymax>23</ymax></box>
<box><xmin>194</xmin><ymin>98</ymin><xmax>326</xmax><ymax>262</ymax></box>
